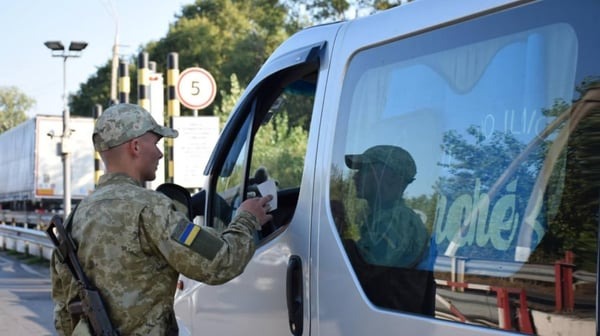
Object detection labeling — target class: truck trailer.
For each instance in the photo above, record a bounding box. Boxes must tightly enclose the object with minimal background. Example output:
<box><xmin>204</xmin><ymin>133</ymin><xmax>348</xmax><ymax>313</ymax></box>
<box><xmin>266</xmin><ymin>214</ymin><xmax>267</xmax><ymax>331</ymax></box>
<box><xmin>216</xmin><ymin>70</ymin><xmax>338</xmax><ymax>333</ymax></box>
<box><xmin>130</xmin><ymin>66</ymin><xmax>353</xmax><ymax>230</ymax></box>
<box><xmin>0</xmin><ymin>115</ymin><xmax>96</xmax><ymax>213</ymax></box>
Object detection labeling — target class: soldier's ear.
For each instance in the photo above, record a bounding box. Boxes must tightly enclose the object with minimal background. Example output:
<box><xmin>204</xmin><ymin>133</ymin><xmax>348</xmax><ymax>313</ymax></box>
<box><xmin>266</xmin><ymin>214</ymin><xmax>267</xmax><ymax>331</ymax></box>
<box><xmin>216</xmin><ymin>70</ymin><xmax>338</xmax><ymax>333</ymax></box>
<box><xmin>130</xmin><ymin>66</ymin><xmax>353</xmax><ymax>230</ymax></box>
<box><xmin>127</xmin><ymin>138</ymin><xmax>140</xmax><ymax>155</ymax></box>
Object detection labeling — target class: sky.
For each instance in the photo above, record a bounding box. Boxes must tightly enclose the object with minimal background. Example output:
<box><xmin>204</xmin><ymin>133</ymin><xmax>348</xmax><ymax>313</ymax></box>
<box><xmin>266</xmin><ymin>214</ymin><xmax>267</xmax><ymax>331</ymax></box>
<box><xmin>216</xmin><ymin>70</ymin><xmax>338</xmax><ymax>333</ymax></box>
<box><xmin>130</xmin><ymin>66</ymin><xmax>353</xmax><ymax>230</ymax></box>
<box><xmin>1</xmin><ymin>0</ymin><xmax>194</xmax><ymax>117</ymax></box>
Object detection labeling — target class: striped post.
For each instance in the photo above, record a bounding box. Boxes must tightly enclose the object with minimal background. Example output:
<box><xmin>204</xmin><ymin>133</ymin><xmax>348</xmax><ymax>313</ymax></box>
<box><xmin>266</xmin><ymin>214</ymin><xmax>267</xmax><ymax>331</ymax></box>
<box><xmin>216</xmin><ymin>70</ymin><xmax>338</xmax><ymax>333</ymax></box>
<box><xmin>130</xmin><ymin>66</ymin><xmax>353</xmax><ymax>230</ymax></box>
<box><xmin>496</xmin><ymin>287</ymin><xmax>512</xmax><ymax>330</ymax></box>
<box><xmin>93</xmin><ymin>104</ymin><xmax>103</xmax><ymax>186</ymax></box>
<box><xmin>517</xmin><ymin>289</ymin><xmax>534</xmax><ymax>333</ymax></box>
<box><xmin>118</xmin><ymin>60</ymin><xmax>130</xmax><ymax>104</ymax></box>
<box><xmin>450</xmin><ymin>257</ymin><xmax>466</xmax><ymax>292</ymax></box>
<box><xmin>166</xmin><ymin>52</ymin><xmax>180</xmax><ymax>183</ymax></box>
<box><xmin>137</xmin><ymin>52</ymin><xmax>150</xmax><ymax>110</ymax></box>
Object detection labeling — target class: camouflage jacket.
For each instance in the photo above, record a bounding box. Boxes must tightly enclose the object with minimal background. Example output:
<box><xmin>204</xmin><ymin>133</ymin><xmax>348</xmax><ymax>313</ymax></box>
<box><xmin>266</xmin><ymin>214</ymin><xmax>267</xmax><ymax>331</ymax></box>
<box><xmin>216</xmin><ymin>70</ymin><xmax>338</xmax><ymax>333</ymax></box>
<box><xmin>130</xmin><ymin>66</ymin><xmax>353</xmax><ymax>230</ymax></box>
<box><xmin>50</xmin><ymin>173</ymin><xmax>258</xmax><ymax>335</ymax></box>
<box><xmin>357</xmin><ymin>199</ymin><xmax>429</xmax><ymax>268</ymax></box>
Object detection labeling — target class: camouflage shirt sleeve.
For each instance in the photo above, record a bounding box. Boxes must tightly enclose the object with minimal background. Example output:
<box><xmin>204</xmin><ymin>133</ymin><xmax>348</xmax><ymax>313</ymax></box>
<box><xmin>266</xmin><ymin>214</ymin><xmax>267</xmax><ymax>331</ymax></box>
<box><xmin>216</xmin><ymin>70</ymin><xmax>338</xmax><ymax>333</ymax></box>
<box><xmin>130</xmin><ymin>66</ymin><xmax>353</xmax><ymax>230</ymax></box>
<box><xmin>140</xmin><ymin>200</ymin><xmax>258</xmax><ymax>285</ymax></box>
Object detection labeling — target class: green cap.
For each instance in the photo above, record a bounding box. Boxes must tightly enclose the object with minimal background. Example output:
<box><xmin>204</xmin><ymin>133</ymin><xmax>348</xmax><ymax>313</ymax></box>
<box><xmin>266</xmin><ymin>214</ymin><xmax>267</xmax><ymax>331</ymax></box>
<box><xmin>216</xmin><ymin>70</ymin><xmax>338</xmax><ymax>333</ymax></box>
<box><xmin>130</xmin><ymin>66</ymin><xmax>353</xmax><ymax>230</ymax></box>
<box><xmin>345</xmin><ymin>145</ymin><xmax>416</xmax><ymax>181</ymax></box>
<box><xmin>93</xmin><ymin>103</ymin><xmax>178</xmax><ymax>152</ymax></box>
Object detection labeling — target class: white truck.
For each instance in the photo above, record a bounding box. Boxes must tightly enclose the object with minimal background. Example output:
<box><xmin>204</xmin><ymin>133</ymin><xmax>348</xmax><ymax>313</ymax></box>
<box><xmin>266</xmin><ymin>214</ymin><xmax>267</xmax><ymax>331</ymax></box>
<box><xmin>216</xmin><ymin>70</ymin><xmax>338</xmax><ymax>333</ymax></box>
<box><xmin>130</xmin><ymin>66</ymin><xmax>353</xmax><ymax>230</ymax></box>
<box><xmin>0</xmin><ymin>115</ymin><xmax>96</xmax><ymax>215</ymax></box>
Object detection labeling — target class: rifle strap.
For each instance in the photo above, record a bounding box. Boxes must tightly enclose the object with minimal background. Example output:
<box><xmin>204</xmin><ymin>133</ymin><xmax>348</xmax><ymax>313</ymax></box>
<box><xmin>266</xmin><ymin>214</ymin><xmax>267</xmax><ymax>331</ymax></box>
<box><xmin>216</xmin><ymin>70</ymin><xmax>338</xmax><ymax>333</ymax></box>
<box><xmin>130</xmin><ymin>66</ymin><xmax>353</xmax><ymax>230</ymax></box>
<box><xmin>61</xmin><ymin>205</ymin><xmax>85</xmax><ymax>313</ymax></box>
<box><xmin>64</xmin><ymin>204</ymin><xmax>79</xmax><ymax>239</ymax></box>
<box><xmin>54</xmin><ymin>206</ymin><xmax>79</xmax><ymax>275</ymax></box>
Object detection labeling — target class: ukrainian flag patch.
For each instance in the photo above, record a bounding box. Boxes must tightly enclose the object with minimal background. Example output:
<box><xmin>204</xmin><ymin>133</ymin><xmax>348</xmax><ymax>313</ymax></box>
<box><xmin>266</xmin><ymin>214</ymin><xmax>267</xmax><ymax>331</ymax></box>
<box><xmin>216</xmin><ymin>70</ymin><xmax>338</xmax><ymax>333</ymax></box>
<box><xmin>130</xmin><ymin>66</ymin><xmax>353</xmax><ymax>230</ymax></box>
<box><xmin>178</xmin><ymin>222</ymin><xmax>201</xmax><ymax>246</ymax></box>
<box><xmin>171</xmin><ymin>219</ymin><xmax>225</xmax><ymax>260</ymax></box>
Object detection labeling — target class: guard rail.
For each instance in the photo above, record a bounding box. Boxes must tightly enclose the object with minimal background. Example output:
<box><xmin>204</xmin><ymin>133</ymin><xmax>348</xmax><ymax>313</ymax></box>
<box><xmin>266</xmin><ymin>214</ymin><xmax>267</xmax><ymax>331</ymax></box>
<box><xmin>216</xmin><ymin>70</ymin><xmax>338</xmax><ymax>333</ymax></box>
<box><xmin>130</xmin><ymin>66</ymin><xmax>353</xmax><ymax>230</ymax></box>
<box><xmin>0</xmin><ymin>223</ymin><xmax>595</xmax><ymax>287</ymax></box>
<box><xmin>0</xmin><ymin>224</ymin><xmax>55</xmax><ymax>260</ymax></box>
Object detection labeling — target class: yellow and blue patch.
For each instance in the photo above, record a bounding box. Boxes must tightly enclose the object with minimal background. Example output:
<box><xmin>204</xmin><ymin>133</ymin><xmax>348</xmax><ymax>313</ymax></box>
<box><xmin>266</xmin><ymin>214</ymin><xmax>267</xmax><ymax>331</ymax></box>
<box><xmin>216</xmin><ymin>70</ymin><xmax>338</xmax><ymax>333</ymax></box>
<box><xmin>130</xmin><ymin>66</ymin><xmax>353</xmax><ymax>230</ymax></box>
<box><xmin>170</xmin><ymin>220</ymin><xmax>225</xmax><ymax>260</ymax></box>
<box><xmin>177</xmin><ymin>222</ymin><xmax>201</xmax><ymax>246</ymax></box>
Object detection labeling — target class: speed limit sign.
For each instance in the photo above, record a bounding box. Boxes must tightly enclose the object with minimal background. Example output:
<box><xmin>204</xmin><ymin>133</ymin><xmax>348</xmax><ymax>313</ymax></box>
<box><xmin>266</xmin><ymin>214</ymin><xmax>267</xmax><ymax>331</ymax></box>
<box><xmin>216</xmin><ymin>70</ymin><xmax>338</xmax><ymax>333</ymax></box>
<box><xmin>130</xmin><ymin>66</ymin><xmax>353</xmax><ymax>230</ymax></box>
<box><xmin>176</xmin><ymin>67</ymin><xmax>217</xmax><ymax>110</ymax></box>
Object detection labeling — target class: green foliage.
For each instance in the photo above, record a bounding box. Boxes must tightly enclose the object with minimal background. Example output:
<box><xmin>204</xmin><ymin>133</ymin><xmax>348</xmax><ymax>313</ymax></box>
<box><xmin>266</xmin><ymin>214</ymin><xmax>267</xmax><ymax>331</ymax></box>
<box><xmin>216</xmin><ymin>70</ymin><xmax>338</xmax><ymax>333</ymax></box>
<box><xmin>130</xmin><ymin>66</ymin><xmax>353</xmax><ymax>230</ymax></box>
<box><xmin>216</xmin><ymin>73</ymin><xmax>311</xmax><ymax>191</ymax></box>
<box><xmin>216</xmin><ymin>73</ymin><xmax>243</xmax><ymax>127</ymax></box>
<box><xmin>438</xmin><ymin>125</ymin><xmax>541</xmax><ymax>200</ymax></box>
<box><xmin>330</xmin><ymin>167</ymin><xmax>368</xmax><ymax>240</ymax></box>
<box><xmin>437</xmin><ymin>81</ymin><xmax>599</xmax><ymax>269</ymax></box>
<box><xmin>372</xmin><ymin>0</ymin><xmax>407</xmax><ymax>10</ymax></box>
<box><xmin>146</xmin><ymin>0</ymin><xmax>289</xmax><ymax>117</ymax></box>
<box><xmin>69</xmin><ymin>0</ymin><xmax>289</xmax><ymax>118</ymax></box>
<box><xmin>306</xmin><ymin>0</ymin><xmax>351</xmax><ymax>21</ymax></box>
<box><xmin>68</xmin><ymin>0</ymin><xmax>403</xmax><ymax>119</ymax></box>
<box><xmin>251</xmin><ymin>111</ymin><xmax>308</xmax><ymax>189</ymax></box>
<box><xmin>0</xmin><ymin>86</ymin><xmax>33</xmax><ymax>133</ymax></box>
<box><xmin>70</xmin><ymin>60</ymin><xmax>116</xmax><ymax>117</ymax></box>
<box><xmin>291</xmin><ymin>0</ymin><xmax>406</xmax><ymax>23</ymax></box>
<box><xmin>539</xmin><ymin>86</ymin><xmax>600</xmax><ymax>271</ymax></box>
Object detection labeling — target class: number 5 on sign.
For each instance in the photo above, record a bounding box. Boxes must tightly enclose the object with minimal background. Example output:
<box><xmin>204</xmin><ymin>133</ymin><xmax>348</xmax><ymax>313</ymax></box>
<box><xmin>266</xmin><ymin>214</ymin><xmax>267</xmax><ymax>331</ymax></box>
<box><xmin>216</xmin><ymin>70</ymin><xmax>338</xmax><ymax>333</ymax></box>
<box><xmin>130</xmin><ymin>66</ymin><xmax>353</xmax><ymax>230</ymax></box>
<box><xmin>176</xmin><ymin>67</ymin><xmax>217</xmax><ymax>110</ymax></box>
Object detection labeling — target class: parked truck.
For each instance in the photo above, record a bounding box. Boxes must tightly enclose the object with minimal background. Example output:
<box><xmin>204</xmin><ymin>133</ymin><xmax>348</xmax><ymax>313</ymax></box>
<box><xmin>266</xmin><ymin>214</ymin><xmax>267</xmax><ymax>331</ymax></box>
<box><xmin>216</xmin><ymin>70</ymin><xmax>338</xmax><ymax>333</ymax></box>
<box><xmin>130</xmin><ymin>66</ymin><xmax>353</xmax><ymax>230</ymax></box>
<box><xmin>0</xmin><ymin>115</ymin><xmax>96</xmax><ymax>215</ymax></box>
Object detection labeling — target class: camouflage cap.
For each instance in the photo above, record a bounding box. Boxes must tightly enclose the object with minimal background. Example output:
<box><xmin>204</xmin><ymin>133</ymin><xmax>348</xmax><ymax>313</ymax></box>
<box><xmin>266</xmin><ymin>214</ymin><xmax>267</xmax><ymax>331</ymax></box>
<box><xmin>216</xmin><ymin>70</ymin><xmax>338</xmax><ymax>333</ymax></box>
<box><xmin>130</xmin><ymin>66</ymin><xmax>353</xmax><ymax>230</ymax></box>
<box><xmin>345</xmin><ymin>145</ymin><xmax>417</xmax><ymax>181</ymax></box>
<box><xmin>93</xmin><ymin>103</ymin><xmax>178</xmax><ymax>151</ymax></box>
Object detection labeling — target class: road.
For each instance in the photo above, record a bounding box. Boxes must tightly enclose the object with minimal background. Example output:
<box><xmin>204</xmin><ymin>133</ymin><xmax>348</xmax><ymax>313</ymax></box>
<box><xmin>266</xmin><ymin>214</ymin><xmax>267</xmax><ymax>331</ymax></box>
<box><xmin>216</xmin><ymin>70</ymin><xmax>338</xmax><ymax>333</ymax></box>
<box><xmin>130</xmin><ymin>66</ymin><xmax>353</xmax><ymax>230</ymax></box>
<box><xmin>0</xmin><ymin>250</ymin><xmax>56</xmax><ymax>335</ymax></box>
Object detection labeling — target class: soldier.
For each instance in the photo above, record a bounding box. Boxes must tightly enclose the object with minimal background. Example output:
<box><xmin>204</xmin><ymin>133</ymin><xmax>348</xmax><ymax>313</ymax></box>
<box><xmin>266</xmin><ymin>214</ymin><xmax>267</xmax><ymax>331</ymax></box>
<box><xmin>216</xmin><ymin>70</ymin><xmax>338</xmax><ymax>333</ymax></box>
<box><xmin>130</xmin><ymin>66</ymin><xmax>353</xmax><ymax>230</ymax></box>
<box><xmin>50</xmin><ymin>103</ymin><xmax>273</xmax><ymax>335</ymax></box>
<box><xmin>344</xmin><ymin>145</ymin><xmax>436</xmax><ymax>315</ymax></box>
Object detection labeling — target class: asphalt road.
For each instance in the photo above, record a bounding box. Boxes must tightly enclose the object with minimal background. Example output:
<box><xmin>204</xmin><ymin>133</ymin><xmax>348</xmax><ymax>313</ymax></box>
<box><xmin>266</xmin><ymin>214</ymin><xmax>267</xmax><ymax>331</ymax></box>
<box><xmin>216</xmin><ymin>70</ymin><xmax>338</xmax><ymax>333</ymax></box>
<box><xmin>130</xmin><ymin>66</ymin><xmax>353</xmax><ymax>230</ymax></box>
<box><xmin>0</xmin><ymin>250</ymin><xmax>56</xmax><ymax>335</ymax></box>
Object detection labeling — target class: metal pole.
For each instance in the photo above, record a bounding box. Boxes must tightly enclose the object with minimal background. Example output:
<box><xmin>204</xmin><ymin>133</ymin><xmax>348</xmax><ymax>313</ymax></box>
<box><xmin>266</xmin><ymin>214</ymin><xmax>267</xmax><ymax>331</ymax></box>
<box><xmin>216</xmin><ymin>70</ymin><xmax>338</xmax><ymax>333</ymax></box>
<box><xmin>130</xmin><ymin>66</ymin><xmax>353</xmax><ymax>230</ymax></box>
<box><xmin>45</xmin><ymin>40</ymin><xmax>86</xmax><ymax>217</ymax></box>
<box><xmin>62</xmin><ymin>56</ymin><xmax>72</xmax><ymax>215</ymax></box>
<box><xmin>110</xmin><ymin>27</ymin><xmax>119</xmax><ymax>105</ymax></box>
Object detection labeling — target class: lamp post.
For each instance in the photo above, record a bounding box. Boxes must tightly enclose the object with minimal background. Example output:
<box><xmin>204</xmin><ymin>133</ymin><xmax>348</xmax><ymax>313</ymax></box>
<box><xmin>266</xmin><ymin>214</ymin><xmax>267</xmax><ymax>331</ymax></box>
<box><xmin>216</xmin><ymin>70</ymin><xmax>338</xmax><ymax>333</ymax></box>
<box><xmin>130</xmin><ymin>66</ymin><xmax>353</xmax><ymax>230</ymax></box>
<box><xmin>44</xmin><ymin>40</ymin><xmax>88</xmax><ymax>216</ymax></box>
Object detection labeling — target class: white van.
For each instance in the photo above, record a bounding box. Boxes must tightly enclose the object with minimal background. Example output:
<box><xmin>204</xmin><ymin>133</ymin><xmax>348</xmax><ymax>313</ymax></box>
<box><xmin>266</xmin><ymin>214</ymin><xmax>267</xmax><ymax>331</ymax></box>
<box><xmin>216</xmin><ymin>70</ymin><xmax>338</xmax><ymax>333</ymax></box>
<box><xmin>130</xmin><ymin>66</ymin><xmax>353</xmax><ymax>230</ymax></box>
<box><xmin>174</xmin><ymin>0</ymin><xmax>599</xmax><ymax>335</ymax></box>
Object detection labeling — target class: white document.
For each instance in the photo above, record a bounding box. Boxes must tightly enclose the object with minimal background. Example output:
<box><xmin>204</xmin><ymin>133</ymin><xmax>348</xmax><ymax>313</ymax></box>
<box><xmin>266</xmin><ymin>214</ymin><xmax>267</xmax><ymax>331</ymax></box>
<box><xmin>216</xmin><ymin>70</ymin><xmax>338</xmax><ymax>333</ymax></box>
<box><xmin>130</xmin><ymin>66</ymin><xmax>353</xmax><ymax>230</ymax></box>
<box><xmin>257</xmin><ymin>179</ymin><xmax>278</xmax><ymax>211</ymax></box>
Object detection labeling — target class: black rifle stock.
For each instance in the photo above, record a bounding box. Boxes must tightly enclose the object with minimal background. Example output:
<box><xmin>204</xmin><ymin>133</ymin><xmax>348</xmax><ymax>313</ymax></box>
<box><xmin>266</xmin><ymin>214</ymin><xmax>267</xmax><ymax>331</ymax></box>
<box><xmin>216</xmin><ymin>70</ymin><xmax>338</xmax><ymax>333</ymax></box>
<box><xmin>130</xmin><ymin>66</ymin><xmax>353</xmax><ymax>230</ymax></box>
<box><xmin>46</xmin><ymin>215</ymin><xmax>119</xmax><ymax>336</ymax></box>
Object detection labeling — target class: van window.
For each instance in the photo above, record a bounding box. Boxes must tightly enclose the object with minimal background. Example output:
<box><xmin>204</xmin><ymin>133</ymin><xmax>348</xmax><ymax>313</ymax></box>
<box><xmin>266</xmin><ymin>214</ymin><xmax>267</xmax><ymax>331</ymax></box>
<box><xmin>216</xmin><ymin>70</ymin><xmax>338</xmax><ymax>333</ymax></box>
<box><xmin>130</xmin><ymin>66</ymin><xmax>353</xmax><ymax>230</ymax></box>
<box><xmin>210</xmin><ymin>72</ymin><xmax>316</xmax><ymax>239</ymax></box>
<box><xmin>329</xmin><ymin>1</ymin><xmax>598</xmax><ymax>334</ymax></box>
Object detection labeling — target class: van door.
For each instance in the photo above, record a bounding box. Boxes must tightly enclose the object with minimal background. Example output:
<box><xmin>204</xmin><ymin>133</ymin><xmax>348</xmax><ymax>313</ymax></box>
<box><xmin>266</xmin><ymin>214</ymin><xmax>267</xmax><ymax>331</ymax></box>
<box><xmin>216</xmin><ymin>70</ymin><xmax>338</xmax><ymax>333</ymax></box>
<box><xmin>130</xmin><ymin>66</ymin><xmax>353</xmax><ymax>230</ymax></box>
<box><xmin>317</xmin><ymin>0</ymin><xmax>599</xmax><ymax>335</ymax></box>
<box><xmin>173</xmin><ymin>37</ymin><xmax>333</xmax><ymax>335</ymax></box>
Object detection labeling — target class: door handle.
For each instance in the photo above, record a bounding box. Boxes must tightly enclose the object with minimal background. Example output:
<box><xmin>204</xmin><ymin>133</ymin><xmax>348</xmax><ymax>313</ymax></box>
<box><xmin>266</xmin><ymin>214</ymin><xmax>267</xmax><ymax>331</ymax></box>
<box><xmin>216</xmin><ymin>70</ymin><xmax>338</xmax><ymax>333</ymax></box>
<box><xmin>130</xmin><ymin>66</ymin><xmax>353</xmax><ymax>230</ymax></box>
<box><xmin>286</xmin><ymin>255</ymin><xmax>303</xmax><ymax>335</ymax></box>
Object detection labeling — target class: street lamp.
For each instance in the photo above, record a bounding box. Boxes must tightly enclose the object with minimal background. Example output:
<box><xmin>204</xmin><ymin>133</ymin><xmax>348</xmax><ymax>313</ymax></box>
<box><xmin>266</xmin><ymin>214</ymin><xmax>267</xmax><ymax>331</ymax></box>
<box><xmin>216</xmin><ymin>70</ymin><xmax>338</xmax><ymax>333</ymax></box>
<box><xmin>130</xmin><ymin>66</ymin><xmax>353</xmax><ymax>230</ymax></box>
<box><xmin>44</xmin><ymin>40</ymin><xmax>88</xmax><ymax>216</ymax></box>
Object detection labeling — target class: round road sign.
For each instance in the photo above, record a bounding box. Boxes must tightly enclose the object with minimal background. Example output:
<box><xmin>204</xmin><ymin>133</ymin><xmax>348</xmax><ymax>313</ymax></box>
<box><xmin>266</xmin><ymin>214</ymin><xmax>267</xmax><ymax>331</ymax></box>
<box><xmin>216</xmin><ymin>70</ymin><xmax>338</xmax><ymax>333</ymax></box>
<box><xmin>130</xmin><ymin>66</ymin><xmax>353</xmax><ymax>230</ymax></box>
<box><xmin>176</xmin><ymin>67</ymin><xmax>217</xmax><ymax>110</ymax></box>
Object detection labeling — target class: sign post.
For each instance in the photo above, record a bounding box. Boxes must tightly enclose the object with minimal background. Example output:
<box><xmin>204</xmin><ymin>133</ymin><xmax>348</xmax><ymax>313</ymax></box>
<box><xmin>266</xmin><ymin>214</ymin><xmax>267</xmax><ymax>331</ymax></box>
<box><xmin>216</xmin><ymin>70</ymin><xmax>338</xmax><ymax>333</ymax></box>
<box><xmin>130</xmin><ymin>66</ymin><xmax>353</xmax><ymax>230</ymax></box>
<box><xmin>173</xmin><ymin>67</ymin><xmax>219</xmax><ymax>189</ymax></box>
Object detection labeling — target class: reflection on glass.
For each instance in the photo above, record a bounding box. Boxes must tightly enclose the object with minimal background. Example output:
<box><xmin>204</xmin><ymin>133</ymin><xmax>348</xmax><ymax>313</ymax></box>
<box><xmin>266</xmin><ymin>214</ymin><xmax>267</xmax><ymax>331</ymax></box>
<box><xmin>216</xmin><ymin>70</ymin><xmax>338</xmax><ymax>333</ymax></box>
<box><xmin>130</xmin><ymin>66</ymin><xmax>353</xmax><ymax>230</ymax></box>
<box><xmin>330</xmin><ymin>11</ymin><xmax>598</xmax><ymax>334</ymax></box>
<box><xmin>340</xmin><ymin>145</ymin><xmax>436</xmax><ymax>315</ymax></box>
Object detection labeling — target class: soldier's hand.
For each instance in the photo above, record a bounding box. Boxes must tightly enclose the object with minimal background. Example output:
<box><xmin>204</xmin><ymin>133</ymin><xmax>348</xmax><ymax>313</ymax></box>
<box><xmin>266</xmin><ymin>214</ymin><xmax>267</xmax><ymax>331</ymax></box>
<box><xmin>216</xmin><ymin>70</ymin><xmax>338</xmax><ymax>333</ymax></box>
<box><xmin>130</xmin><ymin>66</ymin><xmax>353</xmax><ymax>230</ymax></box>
<box><xmin>238</xmin><ymin>195</ymin><xmax>274</xmax><ymax>226</ymax></box>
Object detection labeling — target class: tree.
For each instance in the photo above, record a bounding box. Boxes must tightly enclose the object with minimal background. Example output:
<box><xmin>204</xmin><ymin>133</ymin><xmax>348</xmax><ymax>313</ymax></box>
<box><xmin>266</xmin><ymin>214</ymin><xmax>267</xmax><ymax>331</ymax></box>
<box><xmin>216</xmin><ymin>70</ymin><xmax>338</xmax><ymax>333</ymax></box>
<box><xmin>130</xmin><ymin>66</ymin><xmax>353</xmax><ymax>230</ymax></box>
<box><xmin>532</xmin><ymin>79</ymin><xmax>600</xmax><ymax>270</ymax></box>
<box><xmin>146</xmin><ymin>0</ymin><xmax>289</xmax><ymax>116</ymax></box>
<box><xmin>0</xmin><ymin>86</ymin><xmax>34</xmax><ymax>133</ymax></box>
<box><xmin>435</xmin><ymin>126</ymin><xmax>543</xmax><ymax>261</ymax></box>
<box><xmin>216</xmin><ymin>73</ymin><xmax>247</xmax><ymax>130</ymax></box>
<box><xmin>70</xmin><ymin>60</ymin><xmax>117</xmax><ymax>117</ymax></box>
<box><xmin>70</xmin><ymin>0</ymin><xmax>290</xmax><ymax>118</ymax></box>
<box><xmin>433</xmin><ymin>79</ymin><xmax>600</xmax><ymax>268</ymax></box>
<box><xmin>69</xmin><ymin>0</ymin><xmax>412</xmax><ymax>118</ymax></box>
<box><xmin>287</xmin><ymin>0</ymin><xmax>408</xmax><ymax>23</ymax></box>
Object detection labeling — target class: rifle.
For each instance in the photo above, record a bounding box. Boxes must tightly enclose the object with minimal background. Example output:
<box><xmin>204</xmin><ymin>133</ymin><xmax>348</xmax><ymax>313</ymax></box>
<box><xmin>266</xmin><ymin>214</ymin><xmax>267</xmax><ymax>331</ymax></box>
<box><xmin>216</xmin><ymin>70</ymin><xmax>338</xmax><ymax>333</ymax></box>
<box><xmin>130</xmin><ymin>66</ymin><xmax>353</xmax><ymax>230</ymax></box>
<box><xmin>46</xmin><ymin>214</ymin><xmax>119</xmax><ymax>336</ymax></box>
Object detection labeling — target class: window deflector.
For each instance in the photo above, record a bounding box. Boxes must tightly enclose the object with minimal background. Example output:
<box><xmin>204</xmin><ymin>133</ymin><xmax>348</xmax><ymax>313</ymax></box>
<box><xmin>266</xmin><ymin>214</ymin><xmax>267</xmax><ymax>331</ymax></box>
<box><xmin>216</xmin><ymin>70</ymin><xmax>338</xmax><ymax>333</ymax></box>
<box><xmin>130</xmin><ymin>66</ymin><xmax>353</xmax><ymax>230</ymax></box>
<box><xmin>204</xmin><ymin>41</ymin><xmax>326</xmax><ymax>176</ymax></box>
<box><xmin>203</xmin><ymin>100</ymin><xmax>256</xmax><ymax>227</ymax></box>
<box><xmin>239</xmin><ymin>99</ymin><xmax>258</xmax><ymax>205</ymax></box>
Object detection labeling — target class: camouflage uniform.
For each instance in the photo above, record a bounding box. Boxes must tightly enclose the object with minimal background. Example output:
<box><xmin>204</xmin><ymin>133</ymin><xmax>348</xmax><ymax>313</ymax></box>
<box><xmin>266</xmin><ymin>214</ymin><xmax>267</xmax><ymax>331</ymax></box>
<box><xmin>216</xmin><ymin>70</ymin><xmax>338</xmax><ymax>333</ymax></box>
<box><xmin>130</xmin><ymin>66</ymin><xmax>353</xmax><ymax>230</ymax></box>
<box><xmin>50</xmin><ymin>104</ymin><xmax>261</xmax><ymax>335</ymax></box>
<box><xmin>344</xmin><ymin>145</ymin><xmax>435</xmax><ymax>315</ymax></box>
<box><xmin>356</xmin><ymin>199</ymin><xmax>428</xmax><ymax>267</ymax></box>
